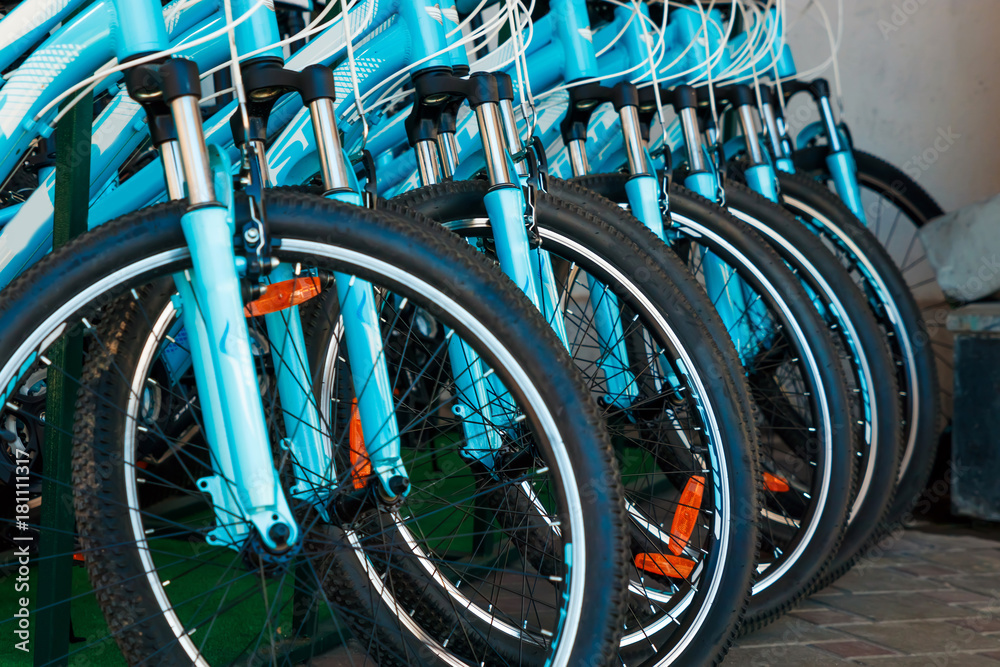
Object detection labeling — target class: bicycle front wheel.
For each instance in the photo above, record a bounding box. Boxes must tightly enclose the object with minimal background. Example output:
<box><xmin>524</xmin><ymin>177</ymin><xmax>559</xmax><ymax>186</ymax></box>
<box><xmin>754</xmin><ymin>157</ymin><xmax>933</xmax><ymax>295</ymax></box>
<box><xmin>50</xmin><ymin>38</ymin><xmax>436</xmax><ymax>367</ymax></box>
<box><xmin>395</xmin><ymin>179</ymin><xmax>762</xmax><ymax>666</ymax></box>
<box><xmin>0</xmin><ymin>191</ymin><xmax>627</xmax><ymax>666</ymax></box>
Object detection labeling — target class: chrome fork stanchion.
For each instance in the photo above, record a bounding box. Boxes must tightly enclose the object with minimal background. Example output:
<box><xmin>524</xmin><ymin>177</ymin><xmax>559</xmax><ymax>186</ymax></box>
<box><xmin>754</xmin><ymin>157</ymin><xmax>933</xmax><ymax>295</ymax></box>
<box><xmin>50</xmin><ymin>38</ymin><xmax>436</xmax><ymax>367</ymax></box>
<box><xmin>760</xmin><ymin>91</ymin><xmax>790</xmax><ymax>161</ymax></box>
<box><xmin>567</xmin><ymin>138</ymin><xmax>590</xmax><ymax>178</ymax></box>
<box><xmin>680</xmin><ymin>106</ymin><xmax>708</xmax><ymax>173</ymax></box>
<box><xmin>309</xmin><ymin>97</ymin><xmax>353</xmax><ymax>192</ymax></box>
<box><xmin>736</xmin><ymin>102</ymin><xmax>766</xmax><ymax>165</ymax></box>
<box><xmin>150</xmin><ymin>57</ymin><xmax>300</xmax><ymax>552</ymax></box>
<box><xmin>437</xmin><ymin>131</ymin><xmax>459</xmax><ymax>179</ymax></box>
<box><xmin>620</xmin><ymin>104</ymin><xmax>652</xmax><ymax>175</ymax></box>
<box><xmin>415</xmin><ymin>139</ymin><xmax>443</xmax><ymax>185</ymax></box>
<box><xmin>159</xmin><ymin>140</ymin><xmax>187</xmax><ymax>200</ymax></box>
<box><xmin>817</xmin><ymin>93</ymin><xmax>843</xmax><ymax>152</ymax></box>
<box><xmin>476</xmin><ymin>101</ymin><xmax>517</xmax><ymax>186</ymax></box>
<box><xmin>169</xmin><ymin>94</ymin><xmax>216</xmax><ymax>204</ymax></box>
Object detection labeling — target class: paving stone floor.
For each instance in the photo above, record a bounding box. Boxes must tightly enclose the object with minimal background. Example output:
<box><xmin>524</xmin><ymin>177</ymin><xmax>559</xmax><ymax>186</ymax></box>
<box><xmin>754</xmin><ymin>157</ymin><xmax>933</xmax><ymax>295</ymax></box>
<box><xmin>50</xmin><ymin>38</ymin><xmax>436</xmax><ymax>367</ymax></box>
<box><xmin>315</xmin><ymin>521</ymin><xmax>1000</xmax><ymax>665</ymax></box>
<box><xmin>728</xmin><ymin>521</ymin><xmax>1000</xmax><ymax>666</ymax></box>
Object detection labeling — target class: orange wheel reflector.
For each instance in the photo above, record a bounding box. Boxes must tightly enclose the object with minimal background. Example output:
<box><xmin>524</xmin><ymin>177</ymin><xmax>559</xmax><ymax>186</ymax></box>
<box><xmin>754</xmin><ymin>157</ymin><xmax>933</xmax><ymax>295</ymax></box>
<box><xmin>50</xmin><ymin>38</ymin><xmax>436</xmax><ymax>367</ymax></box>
<box><xmin>73</xmin><ymin>553</ymin><xmax>84</xmax><ymax>562</ymax></box>
<box><xmin>763</xmin><ymin>472</ymin><xmax>790</xmax><ymax>493</ymax></box>
<box><xmin>244</xmin><ymin>276</ymin><xmax>322</xmax><ymax>317</ymax></box>
<box><xmin>634</xmin><ymin>553</ymin><xmax>696</xmax><ymax>579</ymax></box>
<box><xmin>669</xmin><ymin>475</ymin><xmax>705</xmax><ymax>556</ymax></box>
<box><xmin>349</xmin><ymin>398</ymin><xmax>371</xmax><ymax>490</ymax></box>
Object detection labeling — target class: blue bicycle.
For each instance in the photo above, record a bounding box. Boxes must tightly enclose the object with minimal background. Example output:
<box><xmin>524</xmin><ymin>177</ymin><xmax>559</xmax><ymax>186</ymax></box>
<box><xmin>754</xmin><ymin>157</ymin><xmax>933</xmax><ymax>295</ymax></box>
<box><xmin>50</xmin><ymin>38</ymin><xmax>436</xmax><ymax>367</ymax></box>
<box><xmin>0</xmin><ymin>1</ymin><xmax>635</xmax><ymax>664</ymax></box>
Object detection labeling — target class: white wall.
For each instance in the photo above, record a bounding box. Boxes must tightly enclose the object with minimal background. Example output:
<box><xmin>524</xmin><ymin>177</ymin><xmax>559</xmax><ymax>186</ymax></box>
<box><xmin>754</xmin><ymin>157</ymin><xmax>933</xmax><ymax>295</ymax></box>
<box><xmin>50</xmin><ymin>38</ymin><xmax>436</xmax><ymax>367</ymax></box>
<box><xmin>784</xmin><ymin>0</ymin><xmax>1000</xmax><ymax>212</ymax></box>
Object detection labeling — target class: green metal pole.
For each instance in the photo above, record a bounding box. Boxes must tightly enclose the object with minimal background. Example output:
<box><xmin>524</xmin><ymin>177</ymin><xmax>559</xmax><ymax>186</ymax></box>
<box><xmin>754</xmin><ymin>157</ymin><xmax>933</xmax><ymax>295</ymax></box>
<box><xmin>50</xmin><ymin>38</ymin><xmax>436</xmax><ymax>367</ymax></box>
<box><xmin>34</xmin><ymin>90</ymin><xmax>93</xmax><ymax>667</ymax></box>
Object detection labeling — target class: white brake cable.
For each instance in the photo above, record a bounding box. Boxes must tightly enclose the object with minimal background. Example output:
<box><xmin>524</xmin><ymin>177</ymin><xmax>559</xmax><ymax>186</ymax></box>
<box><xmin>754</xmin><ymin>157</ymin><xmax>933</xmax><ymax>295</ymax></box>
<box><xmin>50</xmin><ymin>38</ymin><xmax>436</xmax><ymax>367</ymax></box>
<box><xmin>687</xmin><ymin>0</ymin><xmax>738</xmax><ymax>87</ymax></box>
<box><xmin>356</xmin><ymin>0</ymin><xmax>526</xmax><ymax>117</ymax></box>
<box><xmin>340</xmin><ymin>0</ymin><xmax>369</xmax><ymax>150</ymax></box>
<box><xmin>669</xmin><ymin>0</ymin><xmax>734</xmax><ymax>87</ymax></box>
<box><xmin>806</xmin><ymin>0</ymin><xmax>843</xmax><ymax>103</ymax></box>
<box><xmin>632</xmin><ymin>0</ymin><xmax>669</xmax><ymax>147</ymax></box>
<box><xmin>446</xmin><ymin>0</ymin><xmax>491</xmax><ymax>37</ymax></box>
<box><xmin>588</xmin><ymin>0</ymin><xmax>732</xmax><ymax>90</ymax></box>
<box><xmin>699</xmin><ymin>1</ymin><xmax>720</xmax><ymax>130</ymax></box>
<box><xmin>508</xmin><ymin>0</ymin><xmax>538</xmax><ymax>141</ymax></box>
<box><xmin>223</xmin><ymin>0</ymin><xmax>253</xmax><ymax>140</ymax></box>
<box><xmin>477</xmin><ymin>0</ymin><xmax>536</xmax><ymax>72</ymax></box>
<box><xmin>778</xmin><ymin>0</ymin><xmax>843</xmax><ymax>88</ymax></box>
<box><xmin>35</xmin><ymin>0</ymin><xmax>269</xmax><ymax>126</ymax></box>
<box><xmin>714</xmin><ymin>0</ymin><xmax>775</xmax><ymax>83</ymax></box>
<box><xmin>198</xmin><ymin>0</ymin><xmax>348</xmax><ymax>82</ymax></box>
<box><xmin>537</xmin><ymin>0</ymin><xmax>669</xmax><ymax>100</ymax></box>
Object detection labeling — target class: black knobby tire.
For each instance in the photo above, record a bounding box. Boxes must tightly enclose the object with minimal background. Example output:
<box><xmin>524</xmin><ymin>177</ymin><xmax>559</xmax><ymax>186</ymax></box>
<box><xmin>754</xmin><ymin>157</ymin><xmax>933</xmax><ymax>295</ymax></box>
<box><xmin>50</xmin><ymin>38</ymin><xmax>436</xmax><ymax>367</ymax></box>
<box><xmin>715</xmin><ymin>179</ymin><xmax>904</xmax><ymax>579</ymax></box>
<box><xmin>792</xmin><ymin>147</ymin><xmax>944</xmax><ymax>224</ymax></box>
<box><xmin>792</xmin><ymin>148</ymin><xmax>945</xmax><ymax>525</ymax></box>
<box><xmin>395</xmin><ymin>178</ymin><xmax>763</xmax><ymax>666</ymax></box>
<box><xmin>571</xmin><ymin>174</ymin><xmax>858</xmax><ymax>630</ymax></box>
<box><xmin>0</xmin><ymin>191</ymin><xmax>629</xmax><ymax>666</ymax></box>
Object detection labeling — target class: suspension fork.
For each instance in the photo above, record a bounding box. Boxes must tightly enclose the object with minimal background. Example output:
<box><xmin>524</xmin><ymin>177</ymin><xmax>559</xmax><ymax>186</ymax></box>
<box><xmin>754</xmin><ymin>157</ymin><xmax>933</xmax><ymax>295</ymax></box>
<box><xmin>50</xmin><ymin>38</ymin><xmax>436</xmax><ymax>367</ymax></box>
<box><xmin>237</xmin><ymin>59</ymin><xmax>407</xmax><ymax>500</ymax></box>
<box><xmin>494</xmin><ymin>73</ymin><xmax>569</xmax><ymax>348</ymax></box>
<box><xmin>785</xmin><ymin>78</ymin><xmax>865</xmax><ymax>222</ymax></box>
<box><xmin>758</xmin><ymin>85</ymin><xmax>796</xmax><ymax>174</ymax></box>
<box><xmin>412</xmin><ymin>137</ymin><xmax>508</xmax><ymax>462</ymax></box>
<box><xmin>671</xmin><ymin>86</ymin><xmax>769</xmax><ymax>364</ymax></box>
<box><xmin>816</xmin><ymin>90</ymin><xmax>866</xmax><ymax>223</ymax></box>
<box><xmin>725</xmin><ymin>85</ymin><xmax>780</xmax><ymax>203</ymax></box>
<box><xmin>307</xmin><ymin>93</ymin><xmax>410</xmax><ymax>500</ymax></box>
<box><xmin>138</xmin><ymin>57</ymin><xmax>297</xmax><ymax>552</ymax></box>
<box><xmin>561</xmin><ymin>82</ymin><xmax>655</xmax><ymax>408</ymax></box>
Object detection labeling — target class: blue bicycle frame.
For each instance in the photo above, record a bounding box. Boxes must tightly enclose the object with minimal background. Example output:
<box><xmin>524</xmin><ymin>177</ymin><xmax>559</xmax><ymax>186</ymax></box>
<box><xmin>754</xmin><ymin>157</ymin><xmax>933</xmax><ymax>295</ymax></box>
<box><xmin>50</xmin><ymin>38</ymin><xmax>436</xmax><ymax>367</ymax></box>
<box><xmin>388</xmin><ymin>0</ymin><xmax>774</xmax><ymax>365</ymax></box>
<box><xmin>0</xmin><ymin>0</ymin><xmax>570</xmax><ymax>540</ymax></box>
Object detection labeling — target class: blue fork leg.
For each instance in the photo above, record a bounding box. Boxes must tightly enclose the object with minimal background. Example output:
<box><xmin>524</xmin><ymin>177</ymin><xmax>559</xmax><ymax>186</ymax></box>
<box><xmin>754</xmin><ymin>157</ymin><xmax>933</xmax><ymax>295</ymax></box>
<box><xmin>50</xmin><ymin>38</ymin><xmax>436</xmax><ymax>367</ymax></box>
<box><xmin>179</xmin><ymin>204</ymin><xmax>298</xmax><ymax>551</ymax></box>
<box><xmin>262</xmin><ymin>263</ymin><xmax>334</xmax><ymax>509</ymax></box>
<box><xmin>172</xmin><ymin>277</ymin><xmax>255</xmax><ymax>548</ymax></box>
<box><xmin>683</xmin><ymin>162</ymin><xmax>776</xmax><ymax>361</ymax></box>
<box><xmin>448</xmin><ymin>335</ymin><xmax>504</xmax><ymax>466</ymax></box>
<box><xmin>483</xmin><ymin>187</ymin><xmax>582</xmax><ymax>421</ymax></box>
<box><xmin>827</xmin><ymin>149</ymin><xmax>867</xmax><ymax>223</ymax></box>
<box><xmin>326</xmin><ymin>186</ymin><xmax>407</xmax><ymax>496</ymax></box>
<box><xmin>484</xmin><ymin>186</ymin><xmax>546</xmax><ymax>309</ymax></box>
<box><xmin>334</xmin><ymin>273</ymin><xmax>407</xmax><ymax>494</ymax></box>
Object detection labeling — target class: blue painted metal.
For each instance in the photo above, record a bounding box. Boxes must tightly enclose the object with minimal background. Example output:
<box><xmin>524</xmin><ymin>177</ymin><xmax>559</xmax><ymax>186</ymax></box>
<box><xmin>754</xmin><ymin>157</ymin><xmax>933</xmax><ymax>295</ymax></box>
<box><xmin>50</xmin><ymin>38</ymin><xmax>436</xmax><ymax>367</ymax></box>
<box><xmin>624</xmin><ymin>174</ymin><xmax>665</xmax><ymax>238</ymax></box>
<box><xmin>0</xmin><ymin>0</ymin><xmax>88</xmax><ymax>72</ymax></box>
<box><xmin>231</xmin><ymin>0</ymin><xmax>284</xmax><ymax>60</ymax></box>
<box><xmin>110</xmin><ymin>0</ymin><xmax>169</xmax><ymax>58</ymax></box>
<box><xmin>775</xmin><ymin>156</ymin><xmax>796</xmax><ymax>173</ymax></box>
<box><xmin>324</xmin><ymin>187</ymin><xmax>408</xmax><ymax>497</ymax></box>
<box><xmin>262</xmin><ymin>264</ymin><xmax>334</xmax><ymax>509</ymax></box>
<box><xmin>398</xmin><ymin>0</ymin><xmax>452</xmax><ymax>70</ymax></box>
<box><xmin>179</xmin><ymin>201</ymin><xmax>299</xmax><ymax>551</ymax></box>
<box><xmin>587</xmin><ymin>277</ymin><xmax>638</xmax><ymax>408</ymax></box>
<box><xmin>448</xmin><ymin>334</ymin><xmax>504</xmax><ymax>466</ymax></box>
<box><xmin>550</xmin><ymin>0</ymin><xmax>599</xmax><ymax>82</ymax></box>
<box><xmin>827</xmin><ymin>149</ymin><xmax>867</xmax><ymax>223</ymax></box>
<box><xmin>334</xmin><ymin>271</ymin><xmax>408</xmax><ymax>495</ymax></box>
<box><xmin>483</xmin><ymin>185</ymin><xmax>544</xmax><ymax>306</ymax></box>
<box><xmin>794</xmin><ymin>121</ymin><xmax>826</xmax><ymax>152</ymax></box>
<box><xmin>684</xmin><ymin>172</ymin><xmax>718</xmax><ymax>200</ymax></box>
<box><xmin>744</xmin><ymin>163</ymin><xmax>780</xmax><ymax>203</ymax></box>
<box><xmin>439</xmin><ymin>0</ymin><xmax>469</xmax><ymax>70</ymax></box>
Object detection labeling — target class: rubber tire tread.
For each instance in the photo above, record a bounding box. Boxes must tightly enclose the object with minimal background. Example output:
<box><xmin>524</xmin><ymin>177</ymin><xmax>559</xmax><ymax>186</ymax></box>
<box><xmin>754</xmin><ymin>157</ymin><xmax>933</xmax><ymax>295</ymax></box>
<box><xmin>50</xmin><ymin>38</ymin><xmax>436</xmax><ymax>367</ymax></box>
<box><xmin>767</xmin><ymin>168</ymin><xmax>939</xmax><ymax>568</ymax></box>
<box><xmin>0</xmin><ymin>191</ymin><xmax>628</xmax><ymax>666</ymax></box>
<box><xmin>393</xmin><ymin>178</ymin><xmax>762</xmax><ymax>666</ymax></box>
<box><xmin>570</xmin><ymin>173</ymin><xmax>858</xmax><ymax>632</ymax></box>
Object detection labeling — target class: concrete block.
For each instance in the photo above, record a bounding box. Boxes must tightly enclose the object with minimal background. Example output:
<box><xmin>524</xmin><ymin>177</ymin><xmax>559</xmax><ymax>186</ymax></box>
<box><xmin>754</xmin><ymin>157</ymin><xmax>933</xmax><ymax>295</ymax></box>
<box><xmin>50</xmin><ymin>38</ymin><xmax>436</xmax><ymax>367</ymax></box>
<box><xmin>920</xmin><ymin>195</ymin><xmax>1000</xmax><ymax>302</ymax></box>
